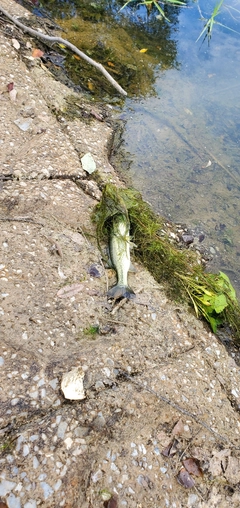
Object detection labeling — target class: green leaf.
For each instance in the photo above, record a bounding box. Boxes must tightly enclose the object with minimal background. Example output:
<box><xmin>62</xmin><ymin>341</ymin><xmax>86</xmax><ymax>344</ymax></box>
<box><xmin>208</xmin><ymin>314</ymin><xmax>223</xmax><ymax>333</ymax></box>
<box><xmin>213</xmin><ymin>294</ymin><xmax>227</xmax><ymax>314</ymax></box>
<box><xmin>219</xmin><ymin>271</ymin><xmax>236</xmax><ymax>300</ymax></box>
<box><xmin>208</xmin><ymin>315</ymin><xmax>218</xmax><ymax>333</ymax></box>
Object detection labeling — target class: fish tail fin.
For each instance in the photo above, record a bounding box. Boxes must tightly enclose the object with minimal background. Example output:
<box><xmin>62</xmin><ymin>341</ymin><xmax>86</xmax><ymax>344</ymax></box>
<box><xmin>107</xmin><ymin>284</ymin><xmax>135</xmax><ymax>300</ymax></box>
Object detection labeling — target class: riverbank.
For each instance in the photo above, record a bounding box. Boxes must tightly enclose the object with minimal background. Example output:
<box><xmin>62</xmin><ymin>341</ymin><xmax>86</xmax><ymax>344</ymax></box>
<box><xmin>1</xmin><ymin>2</ymin><xmax>240</xmax><ymax>507</ymax></box>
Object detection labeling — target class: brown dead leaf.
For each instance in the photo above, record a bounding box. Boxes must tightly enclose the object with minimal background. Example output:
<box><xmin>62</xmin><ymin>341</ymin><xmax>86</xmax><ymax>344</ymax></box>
<box><xmin>90</xmin><ymin>109</ymin><xmax>103</xmax><ymax>121</ymax></box>
<box><xmin>107</xmin><ymin>61</ymin><xmax>115</xmax><ymax>67</ymax></box>
<box><xmin>156</xmin><ymin>430</ymin><xmax>170</xmax><ymax>447</ymax></box>
<box><xmin>32</xmin><ymin>48</ymin><xmax>44</xmax><ymax>58</ymax></box>
<box><xmin>177</xmin><ymin>468</ymin><xmax>195</xmax><ymax>488</ymax></box>
<box><xmin>57</xmin><ymin>283</ymin><xmax>84</xmax><ymax>298</ymax></box>
<box><xmin>104</xmin><ymin>496</ymin><xmax>118</xmax><ymax>508</ymax></box>
<box><xmin>73</xmin><ymin>54</ymin><xmax>81</xmax><ymax>60</ymax></box>
<box><xmin>7</xmin><ymin>82</ymin><xmax>14</xmax><ymax>92</ymax></box>
<box><xmin>172</xmin><ymin>419</ymin><xmax>184</xmax><ymax>436</ymax></box>
<box><xmin>161</xmin><ymin>439</ymin><xmax>178</xmax><ymax>457</ymax></box>
<box><xmin>183</xmin><ymin>457</ymin><xmax>203</xmax><ymax>477</ymax></box>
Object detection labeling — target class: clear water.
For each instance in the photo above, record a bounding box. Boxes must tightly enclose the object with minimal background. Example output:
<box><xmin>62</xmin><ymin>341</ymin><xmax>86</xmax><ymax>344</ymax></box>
<box><xmin>115</xmin><ymin>1</ymin><xmax>240</xmax><ymax>292</ymax></box>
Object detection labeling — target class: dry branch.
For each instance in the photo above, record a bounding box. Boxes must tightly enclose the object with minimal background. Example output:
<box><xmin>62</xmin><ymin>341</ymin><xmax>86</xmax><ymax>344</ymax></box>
<box><xmin>0</xmin><ymin>6</ymin><xmax>127</xmax><ymax>96</ymax></box>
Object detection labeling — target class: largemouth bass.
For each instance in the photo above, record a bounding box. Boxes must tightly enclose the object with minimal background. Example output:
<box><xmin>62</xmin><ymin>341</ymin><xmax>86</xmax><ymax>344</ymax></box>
<box><xmin>107</xmin><ymin>213</ymin><xmax>135</xmax><ymax>300</ymax></box>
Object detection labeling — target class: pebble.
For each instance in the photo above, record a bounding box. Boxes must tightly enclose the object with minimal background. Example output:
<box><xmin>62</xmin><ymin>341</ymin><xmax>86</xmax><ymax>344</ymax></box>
<box><xmin>33</xmin><ymin>457</ymin><xmax>39</xmax><ymax>469</ymax></box>
<box><xmin>182</xmin><ymin>234</ymin><xmax>194</xmax><ymax>245</ymax></box>
<box><xmin>0</xmin><ymin>480</ymin><xmax>16</xmax><ymax>496</ymax></box>
<box><xmin>24</xmin><ymin>501</ymin><xmax>37</xmax><ymax>508</ymax></box>
<box><xmin>57</xmin><ymin>421</ymin><xmax>68</xmax><ymax>439</ymax></box>
<box><xmin>49</xmin><ymin>378</ymin><xmax>58</xmax><ymax>390</ymax></box>
<box><xmin>40</xmin><ymin>481</ymin><xmax>54</xmax><ymax>499</ymax></box>
<box><xmin>7</xmin><ymin>493</ymin><xmax>21</xmax><ymax>508</ymax></box>
<box><xmin>91</xmin><ymin>470</ymin><xmax>103</xmax><ymax>483</ymax></box>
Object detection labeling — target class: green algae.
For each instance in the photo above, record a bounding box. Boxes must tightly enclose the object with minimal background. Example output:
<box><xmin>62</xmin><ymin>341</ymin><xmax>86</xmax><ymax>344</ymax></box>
<box><xmin>92</xmin><ymin>183</ymin><xmax>240</xmax><ymax>342</ymax></box>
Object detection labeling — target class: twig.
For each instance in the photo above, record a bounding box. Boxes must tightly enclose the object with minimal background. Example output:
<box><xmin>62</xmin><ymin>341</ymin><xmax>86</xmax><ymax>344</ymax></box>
<box><xmin>0</xmin><ymin>6</ymin><xmax>127</xmax><ymax>97</ymax></box>
<box><xmin>43</xmin><ymin>234</ymin><xmax>63</xmax><ymax>258</ymax></box>
<box><xmin>101</xmin><ymin>316</ymin><xmax>127</xmax><ymax>325</ymax></box>
<box><xmin>120</xmin><ymin>370</ymin><xmax>238</xmax><ymax>447</ymax></box>
<box><xmin>0</xmin><ymin>217</ymin><xmax>44</xmax><ymax>225</ymax></box>
<box><xmin>111</xmin><ymin>297</ymin><xmax>128</xmax><ymax>315</ymax></box>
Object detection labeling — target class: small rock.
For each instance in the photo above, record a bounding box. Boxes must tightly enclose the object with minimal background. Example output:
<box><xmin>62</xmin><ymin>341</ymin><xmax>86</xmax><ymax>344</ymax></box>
<box><xmin>182</xmin><ymin>234</ymin><xmax>194</xmax><ymax>245</ymax></box>
<box><xmin>14</xmin><ymin>118</ymin><xmax>33</xmax><ymax>132</ymax></box>
<box><xmin>6</xmin><ymin>494</ymin><xmax>21</xmax><ymax>508</ymax></box>
<box><xmin>81</xmin><ymin>152</ymin><xmax>96</xmax><ymax>174</ymax></box>
<box><xmin>40</xmin><ymin>482</ymin><xmax>54</xmax><ymax>500</ymax></box>
<box><xmin>0</xmin><ymin>481</ymin><xmax>16</xmax><ymax>497</ymax></box>
<box><xmin>61</xmin><ymin>367</ymin><xmax>86</xmax><ymax>400</ymax></box>
<box><xmin>91</xmin><ymin>470</ymin><xmax>103</xmax><ymax>483</ymax></box>
<box><xmin>57</xmin><ymin>421</ymin><xmax>68</xmax><ymax>439</ymax></box>
<box><xmin>24</xmin><ymin>501</ymin><xmax>37</xmax><ymax>508</ymax></box>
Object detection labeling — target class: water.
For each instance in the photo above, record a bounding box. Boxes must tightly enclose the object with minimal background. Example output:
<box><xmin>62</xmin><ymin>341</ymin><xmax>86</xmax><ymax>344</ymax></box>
<box><xmin>111</xmin><ymin>1</ymin><xmax>240</xmax><ymax>292</ymax></box>
<box><xmin>40</xmin><ymin>0</ymin><xmax>240</xmax><ymax>291</ymax></box>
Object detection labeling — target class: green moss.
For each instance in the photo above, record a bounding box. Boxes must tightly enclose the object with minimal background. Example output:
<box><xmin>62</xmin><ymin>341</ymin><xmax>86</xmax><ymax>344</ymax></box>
<box><xmin>92</xmin><ymin>183</ymin><xmax>240</xmax><ymax>342</ymax></box>
<box><xmin>83</xmin><ymin>325</ymin><xmax>99</xmax><ymax>336</ymax></box>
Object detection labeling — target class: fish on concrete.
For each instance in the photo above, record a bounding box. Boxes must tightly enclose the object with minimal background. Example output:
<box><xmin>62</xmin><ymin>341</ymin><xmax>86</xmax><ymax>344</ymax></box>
<box><xmin>107</xmin><ymin>213</ymin><xmax>135</xmax><ymax>300</ymax></box>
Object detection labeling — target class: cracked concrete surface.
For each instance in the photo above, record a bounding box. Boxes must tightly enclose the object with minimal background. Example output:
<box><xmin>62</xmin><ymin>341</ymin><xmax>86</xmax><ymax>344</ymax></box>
<box><xmin>0</xmin><ymin>1</ymin><xmax>240</xmax><ymax>507</ymax></box>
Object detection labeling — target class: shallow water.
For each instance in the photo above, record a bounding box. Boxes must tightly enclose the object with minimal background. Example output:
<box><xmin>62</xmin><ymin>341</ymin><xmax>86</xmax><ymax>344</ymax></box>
<box><xmin>112</xmin><ymin>1</ymin><xmax>240</xmax><ymax>292</ymax></box>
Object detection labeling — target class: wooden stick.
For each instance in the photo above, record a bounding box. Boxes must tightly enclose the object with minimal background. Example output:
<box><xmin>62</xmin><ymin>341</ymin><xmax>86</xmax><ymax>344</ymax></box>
<box><xmin>0</xmin><ymin>6</ymin><xmax>127</xmax><ymax>97</ymax></box>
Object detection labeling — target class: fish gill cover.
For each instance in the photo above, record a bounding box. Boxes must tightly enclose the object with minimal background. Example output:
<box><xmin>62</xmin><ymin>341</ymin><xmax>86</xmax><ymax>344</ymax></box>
<box><xmin>92</xmin><ymin>183</ymin><xmax>240</xmax><ymax>343</ymax></box>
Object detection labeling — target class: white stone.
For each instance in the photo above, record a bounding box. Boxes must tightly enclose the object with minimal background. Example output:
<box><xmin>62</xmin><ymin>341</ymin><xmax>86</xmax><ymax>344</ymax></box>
<box><xmin>61</xmin><ymin>367</ymin><xmax>85</xmax><ymax>400</ymax></box>
<box><xmin>81</xmin><ymin>152</ymin><xmax>96</xmax><ymax>174</ymax></box>
<box><xmin>0</xmin><ymin>480</ymin><xmax>16</xmax><ymax>496</ymax></box>
<box><xmin>64</xmin><ymin>437</ymin><xmax>73</xmax><ymax>449</ymax></box>
<box><xmin>7</xmin><ymin>493</ymin><xmax>21</xmax><ymax>508</ymax></box>
<box><xmin>40</xmin><ymin>482</ymin><xmax>54</xmax><ymax>500</ymax></box>
<box><xmin>24</xmin><ymin>501</ymin><xmax>37</xmax><ymax>508</ymax></box>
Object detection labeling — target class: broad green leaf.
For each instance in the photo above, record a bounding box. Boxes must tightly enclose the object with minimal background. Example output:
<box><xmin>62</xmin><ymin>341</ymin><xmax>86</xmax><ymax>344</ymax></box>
<box><xmin>219</xmin><ymin>271</ymin><xmax>236</xmax><ymax>300</ymax></box>
<box><xmin>208</xmin><ymin>315</ymin><xmax>223</xmax><ymax>333</ymax></box>
<box><xmin>214</xmin><ymin>294</ymin><xmax>227</xmax><ymax>314</ymax></box>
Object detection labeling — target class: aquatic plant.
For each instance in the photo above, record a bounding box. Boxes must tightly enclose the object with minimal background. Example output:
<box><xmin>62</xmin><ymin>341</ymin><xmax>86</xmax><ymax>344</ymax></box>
<box><xmin>120</xmin><ymin>0</ymin><xmax>186</xmax><ymax>22</ymax></box>
<box><xmin>197</xmin><ymin>0</ymin><xmax>240</xmax><ymax>43</ymax></box>
<box><xmin>92</xmin><ymin>183</ymin><xmax>240</xmax><ymax>342</ymax></box>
